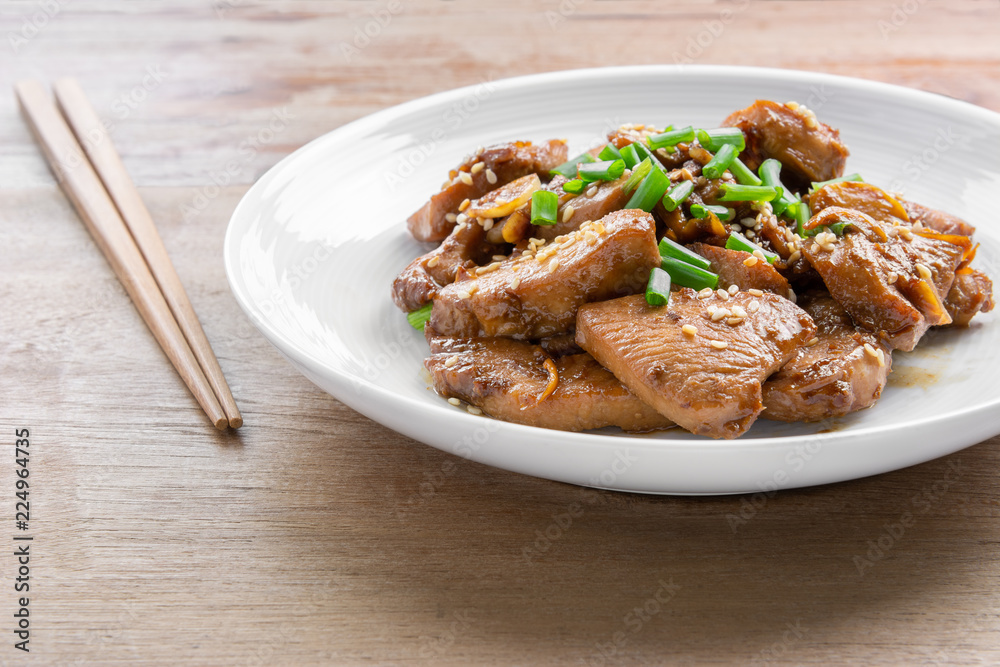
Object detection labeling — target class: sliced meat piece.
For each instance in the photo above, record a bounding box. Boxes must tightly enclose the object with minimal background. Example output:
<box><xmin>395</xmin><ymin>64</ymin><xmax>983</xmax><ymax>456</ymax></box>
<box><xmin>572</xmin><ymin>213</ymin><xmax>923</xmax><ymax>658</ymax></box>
<box><xmin>762</xmin><ymin>292</ymin><xmax>892</xmax><ymax>422</ymax></box>
<box><xmin>391</xmin><ymin>220</ymin><xmax>492</xmax><ymax>312</ymax></box>
<box><xmin>808</xmin><ymin>181</ymin><xmax>909</xmax><ymax>226</ymax></box>
<box><xmin>722</xmin><ymin>100</ymin><xmax>849</xmax><ymax>187</ymax></box>
<box><xmin>425</xmin><ymin>337</ymin><xmax>673</xmax><ymax>432</ymax></box>
<box><xmin>899</xmin><ymin>198</ymin><xmax>977</xmax><ymax>237</ymax></box>
<box><xmin>407</xmin><ymin>140</ymin><xmax>568</xmax><ymax>243</ymax></box>
<box><xmin>801</xmin><ymin>207</ymin><xmax>965</xmax><ymax>351</ymax></box>
<box><xmin>945</xmin><ymin>269</ymin><xmax>995</xmax><ymax>326</ymax></box>
<box><xmin>428</xmin><ymin>210</ymin><xmax>660</xmax><ymax>339</ymax></box>
<box><xmin>575</xmin><ymin>290</ymin><xmax>816</xmax><ymax>439</ymax></box>
<box><xmin>690</xmin><ymin>242</ymin><xmax>791</xmax><ymax>296</ymax></box>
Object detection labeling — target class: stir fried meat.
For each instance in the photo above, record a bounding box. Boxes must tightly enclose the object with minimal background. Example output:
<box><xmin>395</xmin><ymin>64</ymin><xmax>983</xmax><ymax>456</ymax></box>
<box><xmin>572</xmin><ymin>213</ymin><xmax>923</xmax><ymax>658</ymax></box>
<box><xmin>762</xmin><ymin>293</ymin><xmax>892</xmax><ymax>422</ymax></box>
<box><xmin>425</xmin><ymin>337</ymin><xmax>674</xmax><ymax>432</ymax></box>
<box><xmin>801</xmin><ymin>206</ymin><xmax>966</xmax><ymax>351</ymax></box>
<box><xmin>428</xmin><ymin>210</ymin><xmax>660</xmax><ymax>339</ymax></box>
<box><xmin>576</xmin><ymin>291</ymin><xmax>816</xmax><ymax>439</ymax></box>
<box><xmin>407</xmin><ymin>139</ymin><xmax>568</xmax><ymax>243</ymax></box>
<box><xmin>394</xmin><ymin>100</ymin><xmax>993</xmax><ymax>438</ymax></box>
<box><xmin>722</xmin><ymin>100</ymin><xmax>849</xmax><ymax>186</ymax></box>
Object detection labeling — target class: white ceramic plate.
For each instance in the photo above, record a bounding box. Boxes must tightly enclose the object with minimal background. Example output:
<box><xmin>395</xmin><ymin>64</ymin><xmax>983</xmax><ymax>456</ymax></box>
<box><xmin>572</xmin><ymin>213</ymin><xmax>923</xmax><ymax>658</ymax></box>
<box><xmin>224</xmin><ymin>65</ymin><xmax>1000</xmax><ymax>495</ymax></box>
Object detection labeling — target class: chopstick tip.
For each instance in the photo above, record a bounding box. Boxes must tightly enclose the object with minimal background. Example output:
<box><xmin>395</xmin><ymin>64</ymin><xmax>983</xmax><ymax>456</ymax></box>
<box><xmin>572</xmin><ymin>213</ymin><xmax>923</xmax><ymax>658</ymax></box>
<box><xmin>228</xmin><ymin>415</ymin><xmax>244</xmax><ymax>429</ymax></box>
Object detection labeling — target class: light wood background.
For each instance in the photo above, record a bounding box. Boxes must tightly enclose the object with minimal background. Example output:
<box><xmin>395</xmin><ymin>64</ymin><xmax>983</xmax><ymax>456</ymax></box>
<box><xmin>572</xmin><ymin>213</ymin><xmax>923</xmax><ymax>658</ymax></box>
<box><xmin>2</xmin><ymin>1</ymin><xmax>999</xmax><ymax>664</ymax></box>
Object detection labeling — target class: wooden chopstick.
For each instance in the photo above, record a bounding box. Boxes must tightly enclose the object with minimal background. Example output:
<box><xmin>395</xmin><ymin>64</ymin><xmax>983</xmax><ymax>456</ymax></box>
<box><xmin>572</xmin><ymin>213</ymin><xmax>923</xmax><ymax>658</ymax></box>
<box><xmin>15</xmin><ymin>80</ymin><xmax>230</xmax><ymax>431</ymax></box>
<box><xmin>52</xmin><ymin>78</ymin><xmax>243</xmax><ymax>429</ymax></box>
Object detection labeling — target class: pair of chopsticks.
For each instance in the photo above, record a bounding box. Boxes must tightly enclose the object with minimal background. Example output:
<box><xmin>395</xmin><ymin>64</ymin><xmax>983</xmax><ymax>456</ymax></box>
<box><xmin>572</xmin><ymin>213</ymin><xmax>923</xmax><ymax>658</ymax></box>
<box><xmin>15</xmin><ymin>79</ymin><xmax>241</xmax><ymax>431</ymax></box>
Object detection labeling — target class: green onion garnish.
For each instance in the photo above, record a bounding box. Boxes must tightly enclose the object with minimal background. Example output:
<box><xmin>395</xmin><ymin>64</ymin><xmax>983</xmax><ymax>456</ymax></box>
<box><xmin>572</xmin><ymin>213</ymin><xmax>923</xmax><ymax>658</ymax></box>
<box><xmin>577</xmin><ymin>159</ymin><xmax>626</xmax><ymax>182</ymax></box>
<box><xmin>809</xmin><ymin>173</ymin><xmax>864</xmax><ymax>192</ymax></box>
<box><xmin>632</xmin><ymin>141</ymin><xmax>668</xmax><ymax>175</ymax></box>
<box><xmin>690</xmin><ymin>203</ymin><xmax>735</xmax><ymax>221</ymax></box>
<box><xmin>701</xmin><ymin>143</ymin><xmax>738</xmax><ymax>180</ymax></box>
<box><xmin>662</xmin><ymin>180</ymin><xmax>695</xmax><ymax>211</ymax></box>
<box><xmin>530</xmin><ymin>190</ymin><xmax>559</xmax><ymax>226</ymax></box>
<box><xmin>729</xmin><ymin>156</ymin><xmax>762</xmax><ymax>186</ymax></box>
<box><xmin>647</xmin><ymin>125</ymin><xmax>695</xmax><ymax>152</ymax></box>
<box><xmin>562</xmin><ymin>179</ymin><xmax>586</xmax><ymax>195</ymax></box>
<box><xmin>792</xmin><ymin>200</ymin><xmax>811</xmax><ymax>237</ymax></box>
<box><xmin>624</xmin><ymin>166</ymin><xmax>671</xmax><ymax>212</ymax></box>
<box><xmin>620</xmin><ymin>143</ymin><xmax>642</xmax><ymax>169</ymax></box>
<box><xmin>549</xmin><ymin>152</ymin><xmax>596</xmax><ymax>179</ymax></box>
<box><xmin>407</xmin><ymin>302</ymin><xmax>433</xmax><ymax>330</ymax></box>
<box><xmin>725</xmin><ymin>231</ymin><xmax>779</xmax><ymax>264</ymax></box>
<box><xmin>598</xmin><ymin>143</ymin><xmax>623</xmax><ymax>162</ymax></box>
<box><xmin>696</xmin><ymin>127</ymin><xmax>746</xmax><ymax>153</ymax></box>
<box><xmin>645</xmin><ymin>267</ymin><xmax>672</xmax><ymax>307</ymax></box>
<box><xmin>718</xmin><ymin>183</ymin><xmax>778</xmax><ymax>202</ymax></box>
<box><xmin>758</xmin><ymin>158</ymin><xmax>798</xmax><ymax>215</ymax></box>
<box><xmin>622</xmin><ymin>157</ymin><xmax>653</xmax><ymax>194</ymax></box>
<box><xmin>805</xmin><ymin>221</ymin><xmax>853</xmax><ymax>237</ymax></box>
<box><xmin>658</xmin><ymin>237</ymin><xmax>712</xmax><ymax>271</ymax></box>
<box><xmin>661</xmin><ymin>257</ymin><xmax>719</xmax><ymax>291</ymax></box>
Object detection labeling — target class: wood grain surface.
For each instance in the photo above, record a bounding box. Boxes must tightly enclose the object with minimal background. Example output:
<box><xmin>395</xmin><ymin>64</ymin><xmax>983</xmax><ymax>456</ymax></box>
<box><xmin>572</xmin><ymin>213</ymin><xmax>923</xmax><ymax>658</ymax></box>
<box><xmin>2</xmin><ymin>1</ymin><xmax>999</xmax><ymax>665</ymax></box>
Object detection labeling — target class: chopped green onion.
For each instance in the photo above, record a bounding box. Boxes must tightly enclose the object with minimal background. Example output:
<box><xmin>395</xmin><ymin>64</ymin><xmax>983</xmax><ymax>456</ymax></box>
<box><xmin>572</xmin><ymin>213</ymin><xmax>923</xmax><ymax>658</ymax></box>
<box><xmin>622</xmin><ymin>157</ymin><xmax>653</xmax><ymax>194</ymax></box>
<box><xmin>598</xmin><ymin>143</ymin><xmax>623</xmax><ymax>161</ymax></box>
<box><xmin>718</xmin><ymin>183</ymin><xmax>778</xmax><ymax>202</ymax></box>
<box><xmin>792</xmin><ymin>200</ymin><xmax>811</xmax><ymax>237</ymax></box>
<box><xmin>658</xmin><ymin>237</ymin><xmax>713</xmax><ymax>271</ymax></box>
<box><xmin>645</xmin><ymin>267</ymin><xmax>672</xmax><ymax>307</ymax></box>
<box><xmin>632</xmin><ymin>141</ymin><xmax>669</xmax><ymax>175</ymax></box>
<box><xmin>661</xmin><ymin>257</ymin><xmax>719</xmax><ymax>291</ymax></box>
<box><xmin>701</xmin><ymin>143</ymin><xmax>738</xmax><ymax>180</ymax></box>
<box><xmin>530</xmin><ymin>190</ymin><xmax>559</xmax><ymax>226</ymax></box>
<box><xmin>810</xmin><ymin>173</ymin><xmax>864</xmax><ymax>192</ymax></box>
<box><xmin>662</xmin><ymin>180</ymin><xmax>695</xmax><ymax>211</ymax></box>
<box><xmin>729</xmin><ymin>156</ymin><xmax>762</xmax><ymax>186</ymax></box>
<box><xmin>805</xmin><ymin>221</ymin><xmax>853</xmax><ymax>237</ymax></box>
<box><xmin>690</xmin><ymin>203</ymin><xmax>735</xmax><ymax>221</ymax></box>
<box><xmin>549</xmin><ymin>152</ymin><xmax>596</xmax><ymax>179</ymax></box>
<box><xmin>696</xmin><ymin>127</ymin><xmax>746</xmax><ymax>153</ymax></box>
<box><xmin>577</xmin><ymin>158</ymin><xmax>626</xmax><ymax>182</ymax></box>
<box><xmin>758</xmin><ymin>158</ymin><xmax>798</xmax><ymax>215</ymax></box>
<box><xmin>407</xmin><ymin>302</ymin><xmax>433</xmax><ymax>330</ymax></box>
<box><xmin>725</xmin><ymin>231</ymin><xmax>779</xmax><ymax>264</ymax></box>
<box><xmin>620</xmin><ymin>143</ymin><xmax>642</xmax><ymax>169</ymax></box>
<box><xmin>624</xmin><ymin>166</ymin><xmax>671</xmax><ymax>212</ymax></box>
<box><xmin>562</xmin><ymin>179</ymin><xmax>586</xmax><ymax>195</ymax></box>
<box><xmin>647</xmin><ymin>126</ymin><xmax>695</xmax><ymax>151</ymax></box>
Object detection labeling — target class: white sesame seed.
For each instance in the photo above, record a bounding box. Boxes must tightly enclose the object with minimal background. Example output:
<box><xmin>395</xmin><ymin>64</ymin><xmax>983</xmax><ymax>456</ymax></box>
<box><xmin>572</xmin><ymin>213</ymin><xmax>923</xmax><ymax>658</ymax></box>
<box><xmin>444</xmin><ymin>355</ymin><xmax>459</xmax><ymax>368</ymax></box>
<box><xmin>548</xmin><ymin>258</ymin><xmax>560</xmax><ymax>273</ymax></box>
<box><xmin>916</xmin><ymin>263</ymin><xmax>933</xmax><ymax>281</ymax></box>
<box><xmin>562</xmin><ymin>205</ymin><xmax>575</xmax><ymax>223</ymax></box>
<box><xmin>730</xmin><ymin>224</ymin><xmax>742</xmax><ymax>233</ymax></box>
<box><xmin>876</xmin><ymin>348</ymin><xmax>886</xmax><ymax>368</ymax></box>
<box><xmin>728</xmin><ymin>284</ymin><xmax>739</xmax><ymax>295</ymax></box>
<box><xmin>727</xmin><ymin>317</ymin><xmax>744</xmax><ymax>326</ymax></box>
<box><xmin>913</xmin><ymin>221</ymin><xmax>924</xmax><ymax>231</ymax></box>
<box><xmin>459</xmin><ymin>171</ymin><xmax>474</xmax><ymax>186</ymax></box>
<box><xmin>459</xmin><ymin>198</ymin><xmax>471</xmax><ymax>212</ymax></box>
<box><xmin>493</xmin><ymin>254</ymin><xmax>507</xmax><ymax>262</ymax></box>
<box><xmin>448</xmin><ymin>397</ymin><xmax>461</xmax><ymax>406</ymax></box>
<box><xmin>467</xmin><ymin>405</ymin><xmax>483</xmax><ymax>415</ymax></box>
<box><xmin>682</xmin><ymin>324</ymin><xmax>698</xmax><ymax>336</ymax></box>
<box><xmin>586</xmin><ymin>185</ymin><xmax>598</xmax><ymax>198</ymax></box>
<box><xmin>485</xmin><ymin>168</ymin><xmax>497</xmax><ymax>185</ymax></box>
<box><xmin>510</xmin><ymin>276</ymin><xmax>521</xmax><ymax>289</ymax></box>
<box><xmin>864</xmin><ymin>343</ymin><xmax>878</xmax><ymax>359</ymax></box>
<box><xmin>752</xmin><ymin>249</ymin><xmax>767</xmax><ymax>261</ymax></box>
<box><xmin>711</xmin><ymin>309</ymin><xmax>729</xmax><ymax>322</ymax></box>
<box><xmin>731</xmin><ymin>305</ymin><xmax>747</xmax><ymax>318</ymax></box>
<box><xmin>740</xmin><ymin>217</ymin><xmax>756</xmax><ymax>228</ymax></box>
<box><xmin>748</xmin><ymin>301</ymin><xmax>760</xmax><ymax>314</ymax></box>
<box><xmin>710</xmin><ymin>340</ymin><xmax>729</xmax><ymax>350</ymax></box>
<box><xmin>457</xmin><ymin>290</ymin><xmax>471</xmax><ymax>300</ymax></box>
<box><xmin>445</xmin><ymin>212</ymin><xmax>458</xmax><ymax>223</ymax></box>
<box><xmin>788</xmin><ymin>250</ymin><xmax>802</xmax><ymax>264</ymax></box>
<box><xmin>456</xmin><ymin>213</ymin><xmax>469</xmax><ymax>224</ymax></box>
<box><xmin>887</xmin><ymin>271</ymin><xmax>898</xmax><ymax>285</ymax></box>
<box><xmin>716</xmin><ymin>289</ymin><xmax>730</xmax><ymax>301</ymax></box>
<box><xmin>805</xmin><ymin>337</ymin><xmax>819</xmax><ymax>347</ymax></box>
<box><xmin>748</xmin><ymin>288</ymin><xmax>764</xmax><ymax>297</ymax></box>
<box><xmin>427</xmin><ymin>255</ymin><xmax>440</xmax><ymax>268</ymax></box>
<box><xmin>482</xmin><ymin>218</ymin><xmax>494</xmax><ymax>231</ymax></box>
<box><xmin>746</xmin><ymin>230</ymin><xmax>756</xmax><ymax>240</ymax></box>
<box><xmin>471</xmin><ymin>161</ymin><xmax>485</xmax><ymax>174</ymax></box>
<box><xmin>743</xmin><ymin>256</ymin><xmax>759</xmax><ymax>267</ymax></box>
<box><xmin>787</xmin><ymin>288</ymin><xmax>797</xmax><ymax>303</ymax></box>
<box><xmin>697</xmin><ymin>288</ymin><xmax>714</xmax><ymax>300</ymax></box>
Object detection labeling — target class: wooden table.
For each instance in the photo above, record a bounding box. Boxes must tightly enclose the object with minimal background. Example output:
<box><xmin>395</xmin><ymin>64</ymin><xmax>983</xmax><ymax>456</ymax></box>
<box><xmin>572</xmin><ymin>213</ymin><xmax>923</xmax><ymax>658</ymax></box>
<box><xmin>2</xmin><ymin>1</ymin><xmax>999</xmax><ymax>664</ymax></box>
